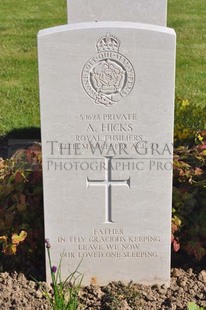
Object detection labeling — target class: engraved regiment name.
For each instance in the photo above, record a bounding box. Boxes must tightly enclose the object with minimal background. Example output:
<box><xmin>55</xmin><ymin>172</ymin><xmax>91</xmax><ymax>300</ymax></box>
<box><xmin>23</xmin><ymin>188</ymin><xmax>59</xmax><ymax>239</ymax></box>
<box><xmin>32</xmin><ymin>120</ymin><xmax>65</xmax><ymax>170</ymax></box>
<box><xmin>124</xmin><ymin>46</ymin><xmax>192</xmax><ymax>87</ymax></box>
<box><xmin>81</xmin><ymin>33</ymin><xmax>135</xmax><ymax>107</ymax></box>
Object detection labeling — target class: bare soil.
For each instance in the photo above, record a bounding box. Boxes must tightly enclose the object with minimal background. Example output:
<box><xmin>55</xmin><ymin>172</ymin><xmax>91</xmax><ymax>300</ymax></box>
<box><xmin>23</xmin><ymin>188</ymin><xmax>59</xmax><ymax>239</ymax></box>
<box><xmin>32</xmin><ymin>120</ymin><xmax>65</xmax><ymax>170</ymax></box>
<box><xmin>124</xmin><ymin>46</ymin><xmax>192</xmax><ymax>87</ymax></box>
<box><xmin>0</xmin><ymin>268</ymin><xmax>206</xmax><ymax>309</ymax></box>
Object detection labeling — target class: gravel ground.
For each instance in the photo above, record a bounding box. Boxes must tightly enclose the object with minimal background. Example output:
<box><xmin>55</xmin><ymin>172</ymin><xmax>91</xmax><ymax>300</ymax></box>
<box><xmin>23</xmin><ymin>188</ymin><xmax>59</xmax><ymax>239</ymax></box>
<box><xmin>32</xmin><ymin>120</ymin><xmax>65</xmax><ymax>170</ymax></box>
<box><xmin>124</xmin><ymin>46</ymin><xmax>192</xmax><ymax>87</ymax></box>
<box><xmin>0</xmin><ymin>268</ymin><xmax>206</xmax><ymax>309</ymax></box>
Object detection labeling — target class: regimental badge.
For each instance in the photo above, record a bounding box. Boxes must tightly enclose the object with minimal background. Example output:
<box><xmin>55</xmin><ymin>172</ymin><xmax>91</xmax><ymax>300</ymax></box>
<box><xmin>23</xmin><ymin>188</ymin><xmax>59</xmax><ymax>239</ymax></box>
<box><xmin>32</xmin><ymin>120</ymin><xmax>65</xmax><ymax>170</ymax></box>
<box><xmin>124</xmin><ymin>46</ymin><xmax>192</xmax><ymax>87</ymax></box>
<box><xmin>81</xmin><ymin>33</ymin><xmax>135</xmax><ymax>107</ymax></box>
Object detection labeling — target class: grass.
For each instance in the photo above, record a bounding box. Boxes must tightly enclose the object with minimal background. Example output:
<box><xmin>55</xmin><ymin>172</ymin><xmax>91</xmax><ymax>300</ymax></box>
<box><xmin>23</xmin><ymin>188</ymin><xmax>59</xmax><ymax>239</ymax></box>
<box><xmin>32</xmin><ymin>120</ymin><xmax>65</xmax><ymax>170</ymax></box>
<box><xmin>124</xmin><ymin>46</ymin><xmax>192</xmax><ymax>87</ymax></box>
<box><xmin>0</xmin><ymin>0</ymin><xmax>205</xmax><ymax>137</ymax></box>
<box><xmin>0</xmin><ymin>0</ymin><xmax>67</xmax><ymax>137</ymax></box>
<box><xmin>168</xmin><ymin>0</ymin><xmax>206</xmax><ymax>107</ymax></box>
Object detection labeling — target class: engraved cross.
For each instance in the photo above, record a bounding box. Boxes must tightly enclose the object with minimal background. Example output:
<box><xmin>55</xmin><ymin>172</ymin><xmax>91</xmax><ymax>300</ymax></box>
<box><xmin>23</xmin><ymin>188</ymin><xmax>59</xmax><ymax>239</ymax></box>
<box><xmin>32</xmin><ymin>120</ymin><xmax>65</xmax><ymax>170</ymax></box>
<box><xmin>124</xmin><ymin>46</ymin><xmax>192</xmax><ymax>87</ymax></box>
<box><xmin>87</xmin><ymin>157</ymin><xmax>130</xmax><ymax>223</ymax></box>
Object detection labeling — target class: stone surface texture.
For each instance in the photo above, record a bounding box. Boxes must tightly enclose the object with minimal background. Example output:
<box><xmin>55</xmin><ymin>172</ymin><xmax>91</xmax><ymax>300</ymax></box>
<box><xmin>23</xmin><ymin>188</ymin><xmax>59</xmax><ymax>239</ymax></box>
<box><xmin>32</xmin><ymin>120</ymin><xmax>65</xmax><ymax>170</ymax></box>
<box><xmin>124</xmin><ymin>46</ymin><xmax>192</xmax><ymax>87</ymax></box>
<box><xmin>67</xmin><ymin>0</ymin><xmax>167</xmax><ymax>26</ymax></box>
<box><xmin>38</xmin><ymin>21</ymin><xmax>176</xmax><ymax>285</ymax></box>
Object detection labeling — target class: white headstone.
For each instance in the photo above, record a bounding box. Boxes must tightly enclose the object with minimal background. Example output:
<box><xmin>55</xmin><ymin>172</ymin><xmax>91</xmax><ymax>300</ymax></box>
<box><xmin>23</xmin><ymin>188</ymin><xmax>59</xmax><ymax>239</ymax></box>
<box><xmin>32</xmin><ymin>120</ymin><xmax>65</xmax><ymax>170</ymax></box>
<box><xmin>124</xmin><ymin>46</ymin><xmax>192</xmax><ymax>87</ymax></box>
<box><xmin>38</xmin><ymin>21</ymin><xmax>176</xmax><ymax>286</ymax></box>
<box><xmin>67</xmin><ymin>0</ymin><xmax>167</xmax><ymax>26</ymax></box>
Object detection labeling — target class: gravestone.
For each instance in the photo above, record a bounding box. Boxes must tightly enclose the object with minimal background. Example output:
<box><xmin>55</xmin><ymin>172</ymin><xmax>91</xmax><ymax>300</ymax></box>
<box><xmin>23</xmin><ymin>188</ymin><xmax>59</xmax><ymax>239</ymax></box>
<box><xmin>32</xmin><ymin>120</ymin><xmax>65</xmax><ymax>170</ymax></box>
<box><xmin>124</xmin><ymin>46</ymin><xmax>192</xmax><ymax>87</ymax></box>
<box><xmin>38</xmin><ymin>13</ymin><xmax>176</xmax><ymax>286</ymax></box>
<box><xmin>67</xmin><ymin>0</ymin><xmax>167</xmax><ymax>26</ymax></box>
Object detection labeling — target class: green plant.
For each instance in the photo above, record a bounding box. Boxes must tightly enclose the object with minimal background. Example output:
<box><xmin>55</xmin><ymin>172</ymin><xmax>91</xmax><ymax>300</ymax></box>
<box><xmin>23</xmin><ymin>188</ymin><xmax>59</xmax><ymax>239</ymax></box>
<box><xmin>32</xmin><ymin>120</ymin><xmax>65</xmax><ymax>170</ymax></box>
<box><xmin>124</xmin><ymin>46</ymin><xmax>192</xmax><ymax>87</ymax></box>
<box><xmin>44</xmin><ymin>239</ymin><xmax>83</xmax><ymax>310</ymax></box>
<box><xmin>187</xmin><ymin>301</ymin><xmax>204</xmax><ymax>310</ymax></box>
<box><xmin>101</xmin><ymin>281</ymin><xmax>142</xmax><ymax>310</ymax></box>
<box><xmin>0</xmin><ymin>144</ymin><xmax>44</xmax><ymax>272</ymax></box>
<box><xmin>0</xmin><ymin>1</ymin><xmax>206</xmax><ymax>136</ymax></box>
<box><xmin>172</xmin><ymin>131</ymin><xmax>206</xmax><ymax>260</ymax></box>
<box><xmin>174</xmin><ymin>97</ymin><xmax>206</xmax><ymax>145</ymax></box>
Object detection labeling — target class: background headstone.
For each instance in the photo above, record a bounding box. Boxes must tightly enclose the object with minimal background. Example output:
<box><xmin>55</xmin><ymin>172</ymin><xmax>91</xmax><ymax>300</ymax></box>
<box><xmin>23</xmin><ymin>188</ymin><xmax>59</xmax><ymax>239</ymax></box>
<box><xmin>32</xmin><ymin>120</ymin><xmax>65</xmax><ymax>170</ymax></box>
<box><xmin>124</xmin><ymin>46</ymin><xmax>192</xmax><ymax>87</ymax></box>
<box><xmin>38</xmin><ymin>21</ymin><xmax>176</xmax><ymax>286</ymax></box>
<box><xmin>67</xmin><ymin>0</ymin><xmax>167</xmax><ymax>26</ymax></box>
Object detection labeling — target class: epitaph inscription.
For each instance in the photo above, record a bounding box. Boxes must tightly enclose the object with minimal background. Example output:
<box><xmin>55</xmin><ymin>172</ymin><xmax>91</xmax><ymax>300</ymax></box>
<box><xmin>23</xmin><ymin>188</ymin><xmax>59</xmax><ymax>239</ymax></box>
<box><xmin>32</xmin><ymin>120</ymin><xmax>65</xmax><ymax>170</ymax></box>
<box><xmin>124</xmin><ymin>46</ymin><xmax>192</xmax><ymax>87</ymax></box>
<box><xmin>39</xmin><ymin>22</ymin><xmax>176</xmax><ymax>285</ymax></box>
<box><xmin>59</xmin><ymin>230</ymin><xmax>161</xmax><ymax>260</ymax></box>
<box><xmin>81</xmin><ymin>33</ymin><xmax>135</xmax><ymax>107</ymax></box>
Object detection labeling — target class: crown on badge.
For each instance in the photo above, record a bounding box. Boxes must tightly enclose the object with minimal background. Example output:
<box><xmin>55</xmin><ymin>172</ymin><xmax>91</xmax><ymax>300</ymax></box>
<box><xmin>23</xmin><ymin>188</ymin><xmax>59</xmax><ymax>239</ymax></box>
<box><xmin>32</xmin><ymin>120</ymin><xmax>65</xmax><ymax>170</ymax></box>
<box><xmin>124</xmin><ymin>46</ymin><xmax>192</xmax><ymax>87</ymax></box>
<box><xmin>96</xmin><ymin>34</ymin><xmax>120</xmax><ymax>52</ymax></box>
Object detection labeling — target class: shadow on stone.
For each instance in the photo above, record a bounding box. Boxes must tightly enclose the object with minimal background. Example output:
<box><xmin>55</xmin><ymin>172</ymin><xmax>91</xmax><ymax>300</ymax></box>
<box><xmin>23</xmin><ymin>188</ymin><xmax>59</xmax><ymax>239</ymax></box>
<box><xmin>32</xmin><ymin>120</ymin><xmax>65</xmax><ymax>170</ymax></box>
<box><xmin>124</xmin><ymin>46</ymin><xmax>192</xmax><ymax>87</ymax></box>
<box><xmin>0</xmin><ymin>127</ymin><xmax>41</xmax><ymax>159</ymax></box>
